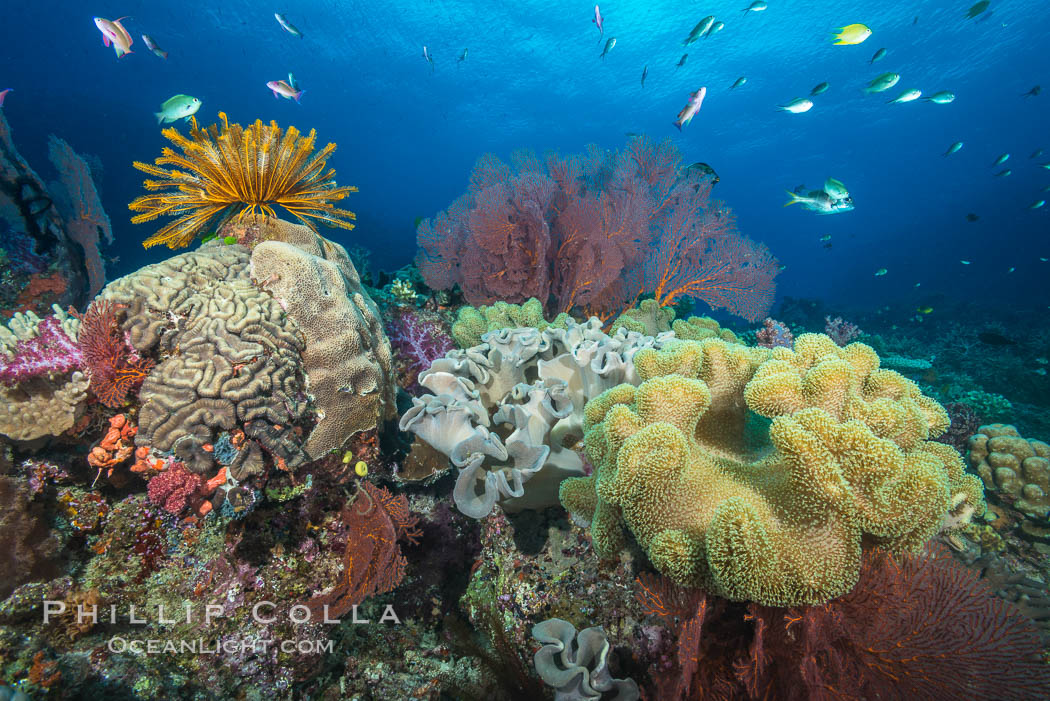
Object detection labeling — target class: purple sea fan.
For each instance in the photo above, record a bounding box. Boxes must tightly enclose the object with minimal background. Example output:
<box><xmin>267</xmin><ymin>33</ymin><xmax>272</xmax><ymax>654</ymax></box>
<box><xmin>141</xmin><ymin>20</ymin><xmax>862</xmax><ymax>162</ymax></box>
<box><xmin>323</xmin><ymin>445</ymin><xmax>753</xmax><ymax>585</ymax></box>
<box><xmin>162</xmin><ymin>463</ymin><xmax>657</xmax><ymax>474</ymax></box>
<box><xmin>0</xmin><ymin>315</ymin><xmax>84</xmax><ymax>386</ymax></box>
<box><xmin>388</xmin><ymin>307</ymin><xmax>453</xmax><ymax>393</ymax></box>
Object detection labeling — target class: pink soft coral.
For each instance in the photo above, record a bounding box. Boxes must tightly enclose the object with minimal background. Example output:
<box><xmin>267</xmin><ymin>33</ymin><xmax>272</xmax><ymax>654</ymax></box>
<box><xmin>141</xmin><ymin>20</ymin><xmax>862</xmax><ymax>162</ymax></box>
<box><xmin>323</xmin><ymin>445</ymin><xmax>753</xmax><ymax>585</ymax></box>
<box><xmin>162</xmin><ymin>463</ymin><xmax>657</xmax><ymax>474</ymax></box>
<box><xmin>0</xmin><ymin>315</ymin><xmax>83</xmax><ymax>386</ymax></box>
<box><xmin>387</xmin><ymin>308</ymin><xmax>453</xmax><ymax>393</ymax></box>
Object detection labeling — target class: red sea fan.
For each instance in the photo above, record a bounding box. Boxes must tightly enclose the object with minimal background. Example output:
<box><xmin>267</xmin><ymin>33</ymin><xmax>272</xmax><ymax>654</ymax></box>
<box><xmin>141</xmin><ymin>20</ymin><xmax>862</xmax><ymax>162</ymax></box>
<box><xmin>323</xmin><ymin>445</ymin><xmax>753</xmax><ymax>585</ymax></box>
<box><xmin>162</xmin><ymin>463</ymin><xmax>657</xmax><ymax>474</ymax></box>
<box><xmin>77</xmin><ymin>299</ymin><xmax>154</xmax><ymax>408</ymax></box>
<box><xmin>637</xmin><ymin>545</ymin><xmax>1050</xmax><ymax>700</ymax></box>
<box><xmin>416</xmin><ymin>137</ymin><xmax>780</xmax><ymax>322</ymax></box>
<box><xmin>742</xmin><ymin>545</ymin><xmax>1050</xmax><ymax>700</ymax></box>
<box><xmin>306</xmin><ymin>482</ymin><xmax>422</xmax><ymax>619</ymax></box>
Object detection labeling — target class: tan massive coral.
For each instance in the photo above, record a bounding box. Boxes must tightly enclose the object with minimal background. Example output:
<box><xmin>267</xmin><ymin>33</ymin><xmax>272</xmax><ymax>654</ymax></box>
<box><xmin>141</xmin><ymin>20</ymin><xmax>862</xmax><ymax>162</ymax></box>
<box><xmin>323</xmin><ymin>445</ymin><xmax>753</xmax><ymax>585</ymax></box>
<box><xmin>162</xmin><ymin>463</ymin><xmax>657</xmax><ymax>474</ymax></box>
<box><xmin>246</xmin><ymin>217</ymin><xmax>396</xmax><ymax>458</ymax></box>
<box><xmin>100</xmin><ymin>217</ymin><xmax>395</xmax><ymax>471</ymax></box>
<box><xmin>969</xmin><ymin>424</ymin><xmax>1050</xmax><ymax>540</ymax></box>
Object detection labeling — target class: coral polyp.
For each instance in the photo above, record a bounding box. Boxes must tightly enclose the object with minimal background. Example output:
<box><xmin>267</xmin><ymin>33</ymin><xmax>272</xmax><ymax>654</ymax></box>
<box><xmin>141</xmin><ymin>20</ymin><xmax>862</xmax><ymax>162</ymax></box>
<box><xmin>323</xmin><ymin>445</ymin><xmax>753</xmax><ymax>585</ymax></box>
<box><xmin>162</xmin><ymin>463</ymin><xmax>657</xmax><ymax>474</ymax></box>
<box><xmin>129</xmin><ymin>111</ymin><xmax>358</xmax><ymax>249</ymax></box>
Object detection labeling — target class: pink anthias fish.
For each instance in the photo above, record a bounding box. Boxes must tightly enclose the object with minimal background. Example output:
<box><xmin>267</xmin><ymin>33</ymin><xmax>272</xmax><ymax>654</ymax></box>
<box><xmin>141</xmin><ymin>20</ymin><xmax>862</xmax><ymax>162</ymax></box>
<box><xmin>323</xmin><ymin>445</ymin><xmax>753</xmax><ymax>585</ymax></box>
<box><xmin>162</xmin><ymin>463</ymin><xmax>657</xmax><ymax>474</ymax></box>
<box><xmin>0</xmin><ymin>89</ymin><xmax>11</xmax><ymax>108</ymax></box>
<box><xmin>266</xmin><ymin>80</ymin><xmax>305</xmax><ymax>104</ymax></box>
<box><xmin>674</xmin><ymin>87</ymin><xmax>707</xmax><ymax>130</ymax></box>
<box><xmin>94</xmin><ymin>16</ymin><xmax>134</xmax><ymax>58</ymax></box>
<box><xmin>141</xmin><ymin>34</ymin><xmax>168</xmax><ymax>59</ymax></box>
<box><xmin>592</xmin><ymin>5</ymin><xmax>604</xmax><ymax>38</ymax></box>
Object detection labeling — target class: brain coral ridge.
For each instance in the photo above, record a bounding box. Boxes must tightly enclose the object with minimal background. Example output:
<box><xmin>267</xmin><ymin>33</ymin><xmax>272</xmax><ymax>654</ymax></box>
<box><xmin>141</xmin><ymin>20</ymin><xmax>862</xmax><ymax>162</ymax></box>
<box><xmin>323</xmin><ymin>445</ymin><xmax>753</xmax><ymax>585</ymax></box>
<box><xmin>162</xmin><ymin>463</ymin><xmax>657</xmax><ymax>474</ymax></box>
<box><xmin>560</xmin><ymin>333</ymin><xmax>985</xmax><ymax>607</ymax></box>
<box><xmin>399</xmin><ymin>318</ymin><xmax>678</xmax><ymax>518</ymax></box>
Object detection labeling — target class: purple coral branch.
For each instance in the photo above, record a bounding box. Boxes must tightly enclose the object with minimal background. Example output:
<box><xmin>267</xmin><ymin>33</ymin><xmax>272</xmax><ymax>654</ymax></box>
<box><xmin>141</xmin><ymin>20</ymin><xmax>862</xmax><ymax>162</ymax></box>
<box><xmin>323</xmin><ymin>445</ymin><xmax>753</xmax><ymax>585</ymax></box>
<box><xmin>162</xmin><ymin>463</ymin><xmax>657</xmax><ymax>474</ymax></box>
<box><xmin>0</xmin><ymin>316</ymin><xmax>84</xmax><ymax>386</ymax></box>
<box><xmin>388</xmin><ymin>309</ymin><xmax>453</xmax><ymax>392</ymax></box>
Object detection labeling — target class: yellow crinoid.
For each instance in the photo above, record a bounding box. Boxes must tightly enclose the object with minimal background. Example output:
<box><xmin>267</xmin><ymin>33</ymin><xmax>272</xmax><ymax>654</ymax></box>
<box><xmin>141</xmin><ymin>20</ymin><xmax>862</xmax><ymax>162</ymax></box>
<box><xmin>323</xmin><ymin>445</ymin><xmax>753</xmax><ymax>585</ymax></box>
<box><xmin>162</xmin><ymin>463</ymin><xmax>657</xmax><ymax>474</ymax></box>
<box><xmin>130</xmin><ymin>111</ymin><xmax>358</xmax><ymax>249</ymax></box>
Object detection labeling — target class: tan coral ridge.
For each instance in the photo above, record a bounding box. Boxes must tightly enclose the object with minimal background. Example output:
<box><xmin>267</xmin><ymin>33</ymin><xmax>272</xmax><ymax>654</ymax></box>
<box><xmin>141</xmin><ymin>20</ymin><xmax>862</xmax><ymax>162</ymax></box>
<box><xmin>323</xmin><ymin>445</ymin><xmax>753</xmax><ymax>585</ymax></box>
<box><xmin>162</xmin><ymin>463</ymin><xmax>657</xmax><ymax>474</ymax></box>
<box><xmin>968</xmin><ymin>424</ymin><xmax>1050</xmax><ymax>541</ymax></box>
<box><xmin>560</xmin><ymin>333</ymin><xmax>985</xmax><ymax>607</ymax></box>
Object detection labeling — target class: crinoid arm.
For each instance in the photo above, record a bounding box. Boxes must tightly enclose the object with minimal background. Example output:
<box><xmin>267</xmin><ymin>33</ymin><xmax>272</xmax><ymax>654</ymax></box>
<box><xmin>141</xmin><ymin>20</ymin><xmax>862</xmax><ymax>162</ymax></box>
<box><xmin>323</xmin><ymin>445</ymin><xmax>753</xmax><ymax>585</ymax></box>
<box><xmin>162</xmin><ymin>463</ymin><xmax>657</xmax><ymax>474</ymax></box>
<box><xmin>129</xmin><ymin>111</ymin><xmax>358</xmax><ymax>249</ymax></box>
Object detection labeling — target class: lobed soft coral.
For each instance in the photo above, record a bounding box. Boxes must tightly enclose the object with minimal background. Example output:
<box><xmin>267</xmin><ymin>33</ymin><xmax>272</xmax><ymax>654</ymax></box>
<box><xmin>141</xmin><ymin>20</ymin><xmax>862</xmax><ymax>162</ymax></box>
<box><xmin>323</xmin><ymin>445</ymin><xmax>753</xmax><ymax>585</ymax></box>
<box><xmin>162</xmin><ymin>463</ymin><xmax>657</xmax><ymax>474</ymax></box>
<box><xmin>561</xmin><ymin>334</ymin><xmax>985</xmax><ymax>606</ymax></box>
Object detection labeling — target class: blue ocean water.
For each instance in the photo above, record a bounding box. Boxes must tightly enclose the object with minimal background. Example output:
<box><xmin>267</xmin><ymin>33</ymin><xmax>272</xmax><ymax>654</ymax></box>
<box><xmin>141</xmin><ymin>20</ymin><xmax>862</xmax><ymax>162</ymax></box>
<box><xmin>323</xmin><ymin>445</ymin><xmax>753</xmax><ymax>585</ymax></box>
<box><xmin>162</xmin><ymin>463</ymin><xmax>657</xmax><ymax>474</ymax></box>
<box><xmin>4</xmin><ymin>0</ymin><xmax>1048</xmax><ymax>308</ymax></box>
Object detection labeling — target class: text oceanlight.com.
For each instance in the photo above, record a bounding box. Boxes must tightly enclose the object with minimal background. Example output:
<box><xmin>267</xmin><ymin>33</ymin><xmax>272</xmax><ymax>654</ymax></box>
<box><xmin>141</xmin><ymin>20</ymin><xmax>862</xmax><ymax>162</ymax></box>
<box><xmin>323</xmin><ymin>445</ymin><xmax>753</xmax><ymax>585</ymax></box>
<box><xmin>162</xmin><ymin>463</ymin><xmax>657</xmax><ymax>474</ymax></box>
<box><xmin>107</xmin><ymin>637</ymin><xmax>335</xmax><ymax>655</ymax></box>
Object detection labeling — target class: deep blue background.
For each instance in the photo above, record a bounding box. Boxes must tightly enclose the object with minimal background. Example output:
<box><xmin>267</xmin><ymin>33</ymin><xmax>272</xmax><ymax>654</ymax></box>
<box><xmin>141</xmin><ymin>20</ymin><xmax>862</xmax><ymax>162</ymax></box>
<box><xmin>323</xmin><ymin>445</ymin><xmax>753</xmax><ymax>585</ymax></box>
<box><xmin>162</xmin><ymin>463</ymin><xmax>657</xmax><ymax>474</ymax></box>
<box><xmin>3</xmin><ymin>0</ymin><xmax>1048</xmax><ymax>316</ymax></box>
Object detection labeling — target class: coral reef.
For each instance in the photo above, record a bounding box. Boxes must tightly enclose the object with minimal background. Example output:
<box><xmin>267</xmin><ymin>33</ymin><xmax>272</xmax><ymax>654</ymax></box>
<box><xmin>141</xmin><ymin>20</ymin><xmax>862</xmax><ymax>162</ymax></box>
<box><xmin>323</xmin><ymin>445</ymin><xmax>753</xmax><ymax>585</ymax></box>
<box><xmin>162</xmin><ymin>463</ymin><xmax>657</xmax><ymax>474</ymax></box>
<box><xmin>77</xmin><ymin>298</ymin><xmax>154</xmax><ymax>408</ymax></box>
<box><xmin>669</xmin><ymin>315</ymin><xmax>741</xmax><ymax>343</ymax></box>
<box><xmin>0</xmin><ymin>474</ymin><xmax>64</xmax><ymax>600</ymax></box>
<box><xmin>561</xmin><ymin>333</ymin><xmax>985</xmax><ymax>606</ymax></box>
<box><xmin>823</xmin><ymin>315</ymin><xmax>862</xmax><ymax>346</ymax></box>
<box><xmin>47</xmin><ymin>135</ymin><xmax>112</xmax><ymax>297</ymax></box>
<box><xmin>755</xmin><ymin>317</ymin><xmax>793</xmax><ymax>348</ymax></box>
<box><xmin>0</xmin><ymin>308</ymin><xmax>82</xmax><ymax>385</ymax></box>
<box><xmin>969</xmin><ymin>424</ymin><xmax>1050</xmax><ymax>541</ymax></box>
<box><xmin>634</xmin><ymin>544</ymin><xmax>1050</xmax><ymax>700</ymax></box>
<box><xmin>417</xmin><ymin>137</ymin><xmax>778</xmax><ymax>321</ymax></box>
<box><xmin>387</xmin><ymin>306</ymin><xmax>454</xmax><ymax>394</ymax></box>
<box><xmin>609</xmin><ymin>299</ymin><xmax>675</xmax><ymax>337</ymax></box>
<box><xmin>532</xmin><ymin>618</ymin><xmax>639</xmax><ymax>700</ymax></box>
<box><xmin>305</xmin><ymin>482</ymin><xmax>421</xmax><ymax>618</ymax></box>
<box><xmin>400</xmin><ymin>318</ymin><xmax>673</xmax><ymax>518</ymax></box>
<box><xmin>130</xmin><ymin>111</ymin><xmax>358</xmax><ymax>249</ymax></box>
<box><xmin>934</xmin><ymin>401</ymin><xmax>983</xmax><ymax>452</ymax></box>
<box><xmin>99</xmin><ymin>242</ymin><xmax>308</xmax><ymax>481</ymax></box>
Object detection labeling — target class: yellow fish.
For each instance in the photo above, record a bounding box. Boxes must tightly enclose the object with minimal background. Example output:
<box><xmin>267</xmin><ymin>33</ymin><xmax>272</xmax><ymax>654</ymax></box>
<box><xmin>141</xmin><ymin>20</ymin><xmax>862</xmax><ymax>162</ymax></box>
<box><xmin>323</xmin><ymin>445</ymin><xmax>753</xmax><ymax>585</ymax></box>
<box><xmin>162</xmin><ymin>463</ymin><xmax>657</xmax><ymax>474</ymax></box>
<box><xmin>875</xmin><ymin>268</ymin><xmax>888</xmax><ymax>276</ymax></box>
<box><xmin>916</xmin><ymin>306</ymin><xmax>933</xmax><ymax>314</ymax></box>
<box><xmin>832</xmin><ymin>23</ymin><xmax>872</xmax><ymax>45</ymax></box>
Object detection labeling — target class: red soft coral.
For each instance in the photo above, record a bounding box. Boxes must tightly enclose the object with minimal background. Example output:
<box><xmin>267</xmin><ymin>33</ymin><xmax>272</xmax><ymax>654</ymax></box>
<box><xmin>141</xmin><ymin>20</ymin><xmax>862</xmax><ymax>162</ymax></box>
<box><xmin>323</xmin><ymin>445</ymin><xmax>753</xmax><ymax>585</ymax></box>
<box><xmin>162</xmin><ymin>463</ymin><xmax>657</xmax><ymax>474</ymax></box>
<box><xmin>146</xmin><ymin>462</ymin><xmax>202</xmax><ymax>515</ymax></box>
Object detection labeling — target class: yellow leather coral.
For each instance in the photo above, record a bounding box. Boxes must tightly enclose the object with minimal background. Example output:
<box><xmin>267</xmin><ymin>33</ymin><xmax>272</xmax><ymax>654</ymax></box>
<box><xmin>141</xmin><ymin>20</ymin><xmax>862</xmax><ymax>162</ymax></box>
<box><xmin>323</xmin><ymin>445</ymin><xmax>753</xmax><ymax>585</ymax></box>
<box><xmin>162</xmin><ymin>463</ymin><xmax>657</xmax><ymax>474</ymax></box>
<box><xmin>130</xmin><ymin>112</ymin><xmax>357</xmax><ymax>249</ymax></box>
<box><xmin>560</xmin><ymin>335</ymin><xmax>984</xmax><ymax>606</ymax></box>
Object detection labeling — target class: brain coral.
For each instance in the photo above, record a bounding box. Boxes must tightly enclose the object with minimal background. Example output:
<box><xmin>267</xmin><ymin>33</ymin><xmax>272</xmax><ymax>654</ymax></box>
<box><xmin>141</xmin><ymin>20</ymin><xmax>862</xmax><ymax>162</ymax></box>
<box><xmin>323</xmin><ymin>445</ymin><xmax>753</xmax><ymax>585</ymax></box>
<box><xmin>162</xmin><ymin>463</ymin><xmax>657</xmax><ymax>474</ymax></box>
<box><xmin>100</xmin><ymin>243</ymin><xmax>307</xmax><ymax>477</ymax></box>
<box><xmin>560</xmin><ymin>334</ymin><xmax>985</xmax><ymax>606</ymax></box>
<box><xmin>246</xmin><ymin>217</ymin><xmax>396</xmax><ymax>458</ymax></box>
<box><xmin>968</xmin><ymin>424</ymin><xmax>1050</xmax><ymax>540</ymax></box>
